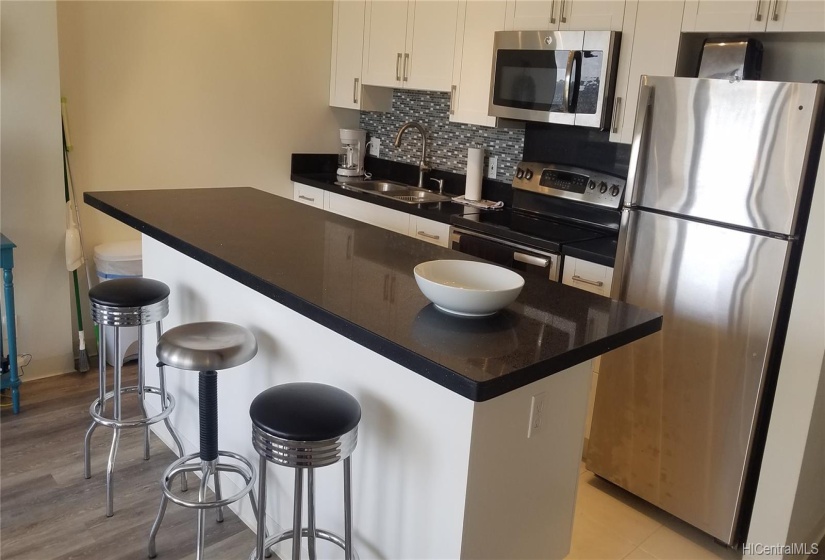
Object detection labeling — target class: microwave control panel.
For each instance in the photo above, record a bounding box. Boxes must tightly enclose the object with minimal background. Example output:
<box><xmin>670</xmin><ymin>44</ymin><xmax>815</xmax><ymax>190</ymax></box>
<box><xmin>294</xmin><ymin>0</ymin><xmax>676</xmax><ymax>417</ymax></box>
<box><xmin>513</xmin><ymin>161</ymin><xmax>625</xmax><ymax>209</ymax></box>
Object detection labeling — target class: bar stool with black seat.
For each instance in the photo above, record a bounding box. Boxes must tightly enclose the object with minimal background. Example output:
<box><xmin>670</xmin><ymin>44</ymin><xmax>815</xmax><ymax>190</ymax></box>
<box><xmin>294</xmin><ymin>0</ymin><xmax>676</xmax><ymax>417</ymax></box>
<box><xmin>148</xmin><ymin>321</ymin><xmax>266</xmax><ymax>560</ymax></box>
<box><xmin>84</xmin><ymin>277</ymin><xmax>187</xmax><ymax>517</ymax></box>
<box><xmin>250</xmin><ymin>382</ymin><xmax>361</xmax><ymax>560</ymax></box>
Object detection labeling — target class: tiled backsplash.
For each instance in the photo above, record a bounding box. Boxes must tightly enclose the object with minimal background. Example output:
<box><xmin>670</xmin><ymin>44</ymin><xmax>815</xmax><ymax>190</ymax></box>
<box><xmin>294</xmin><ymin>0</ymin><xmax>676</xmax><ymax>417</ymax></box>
<box><xmin>359</xmin><ymin>89</ymin><xmax>525</xmax><ymax>183</ymax></box>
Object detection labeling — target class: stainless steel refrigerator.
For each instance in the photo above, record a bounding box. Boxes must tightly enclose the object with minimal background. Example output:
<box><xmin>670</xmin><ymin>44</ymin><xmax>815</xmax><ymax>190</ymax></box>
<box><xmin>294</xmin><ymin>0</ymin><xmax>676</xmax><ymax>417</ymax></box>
<box><xmin>586</xmin><ymin>76</ymin><xmax>825</xmax><ymax>546</ymax></box>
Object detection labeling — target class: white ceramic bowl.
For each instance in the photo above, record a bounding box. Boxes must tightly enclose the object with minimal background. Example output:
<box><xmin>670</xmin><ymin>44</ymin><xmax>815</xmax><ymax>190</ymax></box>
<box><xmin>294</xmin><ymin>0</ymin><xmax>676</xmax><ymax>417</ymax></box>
<box><xmin>413</xmin><ymin>260</ymin><xmax>525</xmax><ymax>317</ymax></box>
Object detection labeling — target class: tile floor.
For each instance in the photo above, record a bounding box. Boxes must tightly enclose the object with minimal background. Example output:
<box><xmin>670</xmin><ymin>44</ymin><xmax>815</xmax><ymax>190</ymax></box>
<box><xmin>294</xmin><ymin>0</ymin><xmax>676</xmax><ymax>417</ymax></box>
<box><xmin>567</xmin><ymin>462</ymin><xmax>744</xmax><ymax>560</ymax></box>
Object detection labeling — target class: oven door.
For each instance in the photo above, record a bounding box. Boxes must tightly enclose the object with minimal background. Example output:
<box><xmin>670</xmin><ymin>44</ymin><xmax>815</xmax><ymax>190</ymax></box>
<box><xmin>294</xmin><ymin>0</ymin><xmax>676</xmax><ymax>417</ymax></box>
<box><xmin>451</xmin><ymin>228</ymin><xmax>560</xmax><ymax>282</ymax></box>
<box><xmin>489</xmin><ymin>30</ymin><xmax>618</xmax><ymax>129</ymax></box>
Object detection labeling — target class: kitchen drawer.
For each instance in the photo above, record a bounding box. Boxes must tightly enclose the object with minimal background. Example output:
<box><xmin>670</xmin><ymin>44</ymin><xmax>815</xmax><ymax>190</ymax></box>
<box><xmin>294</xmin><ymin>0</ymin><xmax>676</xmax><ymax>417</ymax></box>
<box><xmin>408</xmin><ymin>216</ymin><xmax>451</xmax><ymax>247</ymax></box>
<box><xmin>562</xmin><ymin>256</ymin><xmax>613</xmax><ymax>296</ymax></box>
<box><xmin>293</xmin><ymin>182</ymin><xmax>325</xmax><ymax>209</ymax></box>
<box><xmin>326</xmin><ymin>192</ymin><xmax>410</xmax><ymax>235</ymax></box>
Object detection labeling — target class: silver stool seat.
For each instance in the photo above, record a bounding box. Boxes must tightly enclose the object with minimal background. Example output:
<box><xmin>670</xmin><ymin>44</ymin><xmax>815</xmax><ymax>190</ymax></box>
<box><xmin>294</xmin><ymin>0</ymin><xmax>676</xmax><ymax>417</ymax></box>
<box><xmin>249</xmin><ymin>383</ymin><xmax>361</xmax><ymax>560</ymax></box>
<box><xmin>148</xmin><ymin>321</ymin><xmax>267</xmax><ymax>560</ymax></box>
<box><xmin>83</xmin><ymin>277</ymin><xmax>187</xmax><ymax>518</ymax></box>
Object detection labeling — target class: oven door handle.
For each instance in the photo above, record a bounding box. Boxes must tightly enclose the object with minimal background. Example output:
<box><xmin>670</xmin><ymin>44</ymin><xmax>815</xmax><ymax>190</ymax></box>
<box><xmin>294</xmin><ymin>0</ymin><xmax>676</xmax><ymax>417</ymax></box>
<box><xmin>514</xmin><ymin>252</ymin><xmax>550</xmax><ymax>268</ymax></box>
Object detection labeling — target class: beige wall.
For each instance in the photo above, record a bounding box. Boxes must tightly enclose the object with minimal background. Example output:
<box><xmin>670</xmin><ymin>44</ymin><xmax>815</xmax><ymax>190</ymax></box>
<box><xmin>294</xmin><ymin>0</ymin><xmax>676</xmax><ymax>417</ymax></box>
<box><xmin>1</xmin><ymin>1</ymin><xmax>75</xmax><ymax>379</ymax></box>
<box><xmin>56</xmin><ymin>1</ymin><xmax>358</xmax><ymax>349</ymax></box>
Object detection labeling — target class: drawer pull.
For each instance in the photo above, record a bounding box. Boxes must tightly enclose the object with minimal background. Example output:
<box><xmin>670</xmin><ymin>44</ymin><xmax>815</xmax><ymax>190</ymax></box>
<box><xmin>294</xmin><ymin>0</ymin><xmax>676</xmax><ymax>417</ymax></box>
<box><xmin>417</xmin><ymin>231</ymin><xmax>441</xmax><ymax>240</ymax></box>
<box><xmin>572</xmin><ymin>275</ymin><xmax>604</xmax><ymax>287</ymax></box>
<box><xmin>298</xmin><ymin>195</ymin><xmax>316</xmax><ymax>203</ymax></box>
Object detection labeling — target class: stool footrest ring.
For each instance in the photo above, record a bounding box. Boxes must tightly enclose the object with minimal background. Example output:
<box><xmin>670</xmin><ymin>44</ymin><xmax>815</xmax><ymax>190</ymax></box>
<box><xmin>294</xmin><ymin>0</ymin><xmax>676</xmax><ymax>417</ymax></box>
<box><xmin>161</xmin><ymin>451</ymin><xmax>256</xmax><ymax>510</ymax></box>
<box><xmin>89</xmin><ymin>386</ymin><xmax>174</xmax><ymax>429</ymax></box>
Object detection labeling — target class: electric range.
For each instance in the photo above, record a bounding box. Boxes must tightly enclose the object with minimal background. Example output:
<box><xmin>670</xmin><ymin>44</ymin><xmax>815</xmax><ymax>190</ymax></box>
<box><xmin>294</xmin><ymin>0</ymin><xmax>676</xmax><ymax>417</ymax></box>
<box><xmin>449</xmin><ymin>161</ymin><xmax>625</xmax><ymax>281</ymax></box>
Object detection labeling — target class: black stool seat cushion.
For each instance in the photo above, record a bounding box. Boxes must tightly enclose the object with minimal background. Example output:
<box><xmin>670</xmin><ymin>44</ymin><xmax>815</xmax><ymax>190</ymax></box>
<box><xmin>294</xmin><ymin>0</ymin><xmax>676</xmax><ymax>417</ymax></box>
<box><xmin>89</xmin><ymin>277</ymin><xmax>170</xmax><ymax>307</ymax></box>
<box><xmin>250</xmin><ymin>383</ymin><xmax>361</xmax><ymax>442</ymax></box>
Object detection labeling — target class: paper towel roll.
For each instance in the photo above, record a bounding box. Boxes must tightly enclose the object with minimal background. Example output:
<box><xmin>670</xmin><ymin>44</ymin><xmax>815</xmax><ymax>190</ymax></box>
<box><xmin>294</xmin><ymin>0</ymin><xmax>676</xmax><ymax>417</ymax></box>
<box><xmin>465</xmin><ymin>147</ymin><xmax>484</xmax><ymax>201</ymax></box>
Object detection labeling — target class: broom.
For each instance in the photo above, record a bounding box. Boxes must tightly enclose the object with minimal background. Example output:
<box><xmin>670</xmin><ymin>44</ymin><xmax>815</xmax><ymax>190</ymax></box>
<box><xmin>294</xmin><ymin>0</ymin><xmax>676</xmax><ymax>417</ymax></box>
<box><xmin>62</xmin><ymin>103</ymin><xmax>90</xmax><ymax>373</ymax></box>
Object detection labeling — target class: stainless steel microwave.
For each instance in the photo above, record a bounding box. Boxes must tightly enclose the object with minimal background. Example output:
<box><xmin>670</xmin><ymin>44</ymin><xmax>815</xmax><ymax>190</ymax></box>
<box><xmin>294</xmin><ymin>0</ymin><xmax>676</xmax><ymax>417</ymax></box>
<box><xmin>488</xmin><ymin>30</ymin><xmax>620</xmax><ymax>129</ymax></box>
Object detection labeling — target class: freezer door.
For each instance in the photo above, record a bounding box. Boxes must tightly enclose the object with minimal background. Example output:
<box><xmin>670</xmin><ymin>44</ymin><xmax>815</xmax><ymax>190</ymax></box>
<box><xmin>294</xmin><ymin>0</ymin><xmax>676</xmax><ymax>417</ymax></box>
<box><xmin>586</xmin><ymin>209</ymin><xmax>791</xmax><ymax>544</ymax></box>
<box><xmin>629</xmin><ymin>76</ymin><xmax>823</xmax><ymax>236</ymax></box>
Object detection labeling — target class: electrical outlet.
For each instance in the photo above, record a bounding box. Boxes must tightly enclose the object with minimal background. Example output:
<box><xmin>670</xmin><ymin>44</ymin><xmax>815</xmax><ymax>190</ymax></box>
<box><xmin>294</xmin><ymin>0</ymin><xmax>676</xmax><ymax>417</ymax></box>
<box><xmin>487</xmin><ymin>156</ymin><xmax>498</xmax><ymax>180</ymax></box>
<box><xmin>369</xmin><ymin>138</ymin><xmax>381</xmax><ymax>157</ymax></box>
<box><xmin>527</xmin><ymin>392</ymin><xmax>546</xmax><ymax>438</ymax></box>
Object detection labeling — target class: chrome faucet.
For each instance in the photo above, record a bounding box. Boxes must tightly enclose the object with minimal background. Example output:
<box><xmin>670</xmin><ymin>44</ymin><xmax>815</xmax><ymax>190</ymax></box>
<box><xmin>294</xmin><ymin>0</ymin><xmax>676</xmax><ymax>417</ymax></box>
<box><xmin>393</xmin><ymin>121</ymin><xmax>429</xmax><ymax>189</ymax></box>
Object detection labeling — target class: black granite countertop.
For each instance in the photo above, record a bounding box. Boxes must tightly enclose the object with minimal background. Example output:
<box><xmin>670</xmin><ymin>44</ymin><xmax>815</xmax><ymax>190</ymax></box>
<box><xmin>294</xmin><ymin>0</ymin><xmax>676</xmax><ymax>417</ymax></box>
<box><xmin>85</xmin><ymin>187</ymin><xmax>660</xmax><ymax>401</ymax></box>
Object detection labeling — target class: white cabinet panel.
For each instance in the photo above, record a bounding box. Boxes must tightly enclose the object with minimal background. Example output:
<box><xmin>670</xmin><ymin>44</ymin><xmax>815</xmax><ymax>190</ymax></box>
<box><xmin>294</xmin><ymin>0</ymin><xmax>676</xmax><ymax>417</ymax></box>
<box><xmin>408</xmin><ymin>216</ymin><xmax>451</xmax><ymax>247</ymax></box>
<box><xmin>561</xmin><ymin>256</ymin><xmax>613</xmax><ymax>296</ymax></box>
<box><xmin>682</xmin><ymin>0</ymin><xmax>767</xmax><ymax>32</ymax></box>
<box><xmin>610</xmin><ymin>0</ymin><xmax>684</xmax><ymax>144</ymax></box>
<box><xmin>450</xmin><ymin>0</ymin><xmax>507</xmax><ymax>127</ymax></box>
<box><xmin>560</xmin><ymin>0</ymin><xmax>625</xmax><ymax>31</ymax></box>
<box><xmin>766</xmin><ymin>0</ymin><xmax>825</xmax><ymax>32</ymax></box>
<box><xmin>362</xmin><ymin>0</ymin><xmax>410</xmax><ymax>87</ymax></box>
<box><xmin>405</xmin><ymin>1</ymin><xmax>460</xmax><ymax>91</ymax></box>
<box><xmin>293</xmin><ymin>183</ymin><xmax>326</xmax><ymax>210</ymax></box>
<box><xmin>326</xmin><ymin>192</ymin><xmax>411</xmax><ymax>235</ymax></box>
<box><xmin>330</xmin><ymin>0</ymin><xmax>367</xmax><ymax>109</ymax></box>
<box><xmin>363</xmin><ymin>1</ymin><xmax>458</xmax><ymax>92</ymax></box>
<box><xmin>505</xmin><ymin>0</ymin><xmax>624</xmax><ymax>30</ymax></box>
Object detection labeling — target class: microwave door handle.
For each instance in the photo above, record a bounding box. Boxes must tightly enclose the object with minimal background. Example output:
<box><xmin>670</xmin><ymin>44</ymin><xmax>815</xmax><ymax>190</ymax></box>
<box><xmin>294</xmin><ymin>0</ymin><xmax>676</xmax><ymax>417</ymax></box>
<box><xmin>563</xmin><ymin>51</ymin><xmax>575</xmax><ymax>113</ymax></box>
<box><xmin>624</xmin><ymin>80</ymin><xmax>655</xmax><ymax>207</ymax></box>
<box><xmin>562</xmin><ymin>51</ymin><xmax>581</xmax><ymax>113</ymax></box>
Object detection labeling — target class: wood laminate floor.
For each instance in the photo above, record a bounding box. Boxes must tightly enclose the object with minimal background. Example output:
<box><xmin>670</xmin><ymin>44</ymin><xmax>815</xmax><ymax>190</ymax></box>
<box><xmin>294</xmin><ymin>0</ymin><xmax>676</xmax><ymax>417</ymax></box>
<box><xmin>0</xmin><ymin>363</ymin><xmax>257</xmax><ymax>559</ymax></box>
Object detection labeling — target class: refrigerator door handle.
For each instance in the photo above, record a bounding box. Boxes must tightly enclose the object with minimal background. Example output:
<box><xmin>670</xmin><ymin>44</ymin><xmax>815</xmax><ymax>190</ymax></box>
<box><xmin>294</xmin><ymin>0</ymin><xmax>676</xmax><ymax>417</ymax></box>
<box><xmin>624</xmin><ymin>80</ymin><xmax>655</xmax><ymax>208</ymax></box>
<box><xmin>609</xmin><ymin>208</ymin><xmax>638</xmax><ymax>300</ymax></box>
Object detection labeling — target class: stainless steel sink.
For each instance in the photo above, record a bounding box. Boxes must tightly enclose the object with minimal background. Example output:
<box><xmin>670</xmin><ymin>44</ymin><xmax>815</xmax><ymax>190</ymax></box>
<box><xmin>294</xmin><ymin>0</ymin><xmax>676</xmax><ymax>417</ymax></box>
<box><xmin>335</xmin><ymin>179</ymin><xmax>451</xmax><ymax>204</ymax></box>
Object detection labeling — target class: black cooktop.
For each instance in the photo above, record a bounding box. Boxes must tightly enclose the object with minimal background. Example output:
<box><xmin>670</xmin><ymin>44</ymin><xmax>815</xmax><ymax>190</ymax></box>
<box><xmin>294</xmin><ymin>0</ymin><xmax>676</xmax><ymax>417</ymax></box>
<box><xmin>450</xmin><ymin>208</ymin><xmax>608</xmax><ymax>253</ymax></box>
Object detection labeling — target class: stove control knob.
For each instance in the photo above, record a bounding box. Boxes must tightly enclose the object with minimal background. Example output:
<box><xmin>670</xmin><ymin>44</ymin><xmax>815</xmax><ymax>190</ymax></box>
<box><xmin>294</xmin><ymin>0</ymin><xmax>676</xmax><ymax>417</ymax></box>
<box><xmin>598</xmin><ymin>181</ymin><xmax>608</xmax><ymax>194</ymax></box>
<box><xmin>524</xmin><ymin>169</ymin><xmax>533</xmax><ymax>180</ymax></box>
<box><xmin>588</xmin><ymin>180</ymin><xmax>596</xmax><ymax>190</ymax></box>
<box><xmin>610</xmin><ymin>184</ymin><xmax>621</xmax><ymax>197</ymax></box>
<box><xmin>516</xmin><ymin>168</ymin><xmax>525</xmax><ymax>179</ymax></box>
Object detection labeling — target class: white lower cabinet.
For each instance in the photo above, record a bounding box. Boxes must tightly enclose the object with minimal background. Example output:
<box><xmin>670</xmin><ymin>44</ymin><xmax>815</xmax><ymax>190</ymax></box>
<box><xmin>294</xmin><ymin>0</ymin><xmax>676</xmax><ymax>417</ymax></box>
<box><xmin>293</xmin><ymin>183</ymin><xmax>453</xmax><ymax>246</ymax></box>
<box><xmin>562</xmin><ymin>255</ymin><xmax>614</xmax><ymax>446</ymax></box>
<box><xmin>408</xmin><ymin>215</ymin><xmax>451</xmax><ymax>247</ymax></box>
<box><xmin>293</xmin><ymin>183</ymin><xmax>326</xmax><ymax>209</ymax></box>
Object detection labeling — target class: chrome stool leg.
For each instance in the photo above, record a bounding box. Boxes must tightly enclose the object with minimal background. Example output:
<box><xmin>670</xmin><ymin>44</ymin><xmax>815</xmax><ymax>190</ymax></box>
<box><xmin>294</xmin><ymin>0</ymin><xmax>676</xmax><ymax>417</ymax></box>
<box><xmin>158</xmin><ymin>321</ymin><xmax>188</xmax><ymax>493</ymax></box>
<box><xmin>147</xmin><ymin>489</ymin><xmax>168</xmax><ymax>558</ymax></box>
<box><xmin>214</xmin><ymin>471</ymin><xmax>224</xmax><ymax>523</ymax></box>
<box><xmin>84</xmin><ymin>324</ymin><xmax>107</xmax><ymax>479</ymax></box>
<box><xmin>307</xmin><ymin>469</ymin><xmax>317</xmax><ymax>560</ymax></box>
<box><xmin>256</xmin><ymin>454</ymin><xmax>270</xmax><ymax>560</ymax></box>
<box><xmin>137</xmin><ymin>326</ymin><xmax>151</xmax><ymax>460</ymax></box>
<box><xmin>292</xmin><ymin>468</ymin><xmax>303</xmax><ymax>560</ymax></box>
<box><xmin>105</xmin><ymin>328</ymin><xmax>123</xmax><ymax>517</ymax></box>
<box><xmin>344</xmin><ymin>457</ymin><xmax>353</xmax><ymax>560</ymax></box>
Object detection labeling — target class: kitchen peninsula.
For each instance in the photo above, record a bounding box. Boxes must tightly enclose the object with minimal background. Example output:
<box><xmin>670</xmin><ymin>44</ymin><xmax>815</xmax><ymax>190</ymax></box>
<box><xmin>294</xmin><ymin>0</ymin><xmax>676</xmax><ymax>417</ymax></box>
<box><xmin>85</xmin><ymin>187</ymin><xmax>661</xmax><ymax>559</ymax></box>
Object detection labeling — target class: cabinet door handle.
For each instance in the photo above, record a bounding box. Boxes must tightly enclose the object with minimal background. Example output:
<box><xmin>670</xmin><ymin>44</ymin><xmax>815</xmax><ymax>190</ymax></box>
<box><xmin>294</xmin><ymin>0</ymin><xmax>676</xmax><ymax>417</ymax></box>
<box><xmin>770</xmin><ymin>0</ymin><xmax>780</xmax><ymax>21</ymax></box>
<box><xmin>403</xmin><ymin>53</ymin><xmax>409</xmax><ymax>82</ymax></box>
<box><xmin>611</xmin><ymin>96</ymin><xmax>622</xmax><ymax>134</ymax></box>
<box><xmin>298</xmin><ymin>195</ymin><xmax>315</xmax><ymax>203</ymax></box>
<box><xmin>450</xmin><ymin>85</ymin><xmax>456</xmax><ymax>115</ymax></box>
<box><xmin>383</xmin><ymin>274</ymin><xmax>390</xmax><ymax>300</ymax></box>
<box><xmin>572</xmin><ymin>275</ymin><xmax>604</xmax><ymax>287</ymax></box>
<box><xmin>396</xmin><ymin>53</ymin><xmax>402</xmax><ymax>81</ymax></box>
<box><xmin>550</xmin><ymin>0</ymin><xmax>557</xmax><ymax>24</ymax></box>
<box><xmin>353</xmin><ymin>78</ymin><xmax>359</xmax><ymax>104</ymax></box>
<box><xmin>390</xmin><ymin>275</ymin><xmax>396</xmax><ymax>303</ymax></box>
<box><xmin>346</xmin><ymin>235</ymin><xmax>352</xmax><ymax>260</ymax></box>
<box><xmin>417</xmin><ymin>231</ymin><xmax>441</xmax><ymax>240</ymax></box>
<box><xmin>560</xmin><ymin>0</ymin><xmax>567</xmax><ymax>23</ymax></box>
<box><xmin>755</xmin><ymin>0</ymin><xmax>764</xmax><ymax>21</ymax></box>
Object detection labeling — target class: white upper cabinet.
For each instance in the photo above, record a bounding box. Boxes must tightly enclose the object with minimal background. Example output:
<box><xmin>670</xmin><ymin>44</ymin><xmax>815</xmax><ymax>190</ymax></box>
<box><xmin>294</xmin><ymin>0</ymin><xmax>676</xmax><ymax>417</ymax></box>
<box><xmin>683</xmin><ymin>0</ymin><xmax>824</xmax><ymax>32</ymax></box>
<box><xmin>330</xmin><ymin>0</ymin><xmax>367</xmax><ymax>109</ymax></box>
<box><xmin>362</xmin><ymin>1</ymin><xmax>459</xmax><ymax>92</ymax></box>
<box><xmin>450</xmin><ymin>0</ymin><xmax>508</xmax><ymax>127</ymax></box>
<box><xmin>610</xmin><ymin>0</ymin><xmax>684</xmax><ymax>144</ymax></box>
<box><xmin>765</xmin><ymin>0</ymin><xmax>825</xmax><ymax>32</ymax></box>
<box><xmin>505</xmin><ymin>0</ymin><xmax>625</xmax><ymax>31</ymax></box>
<box><xmin>330</xmin><ymin>0</ymin><xmax>392</xmax><ymax>111</ymax></box>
